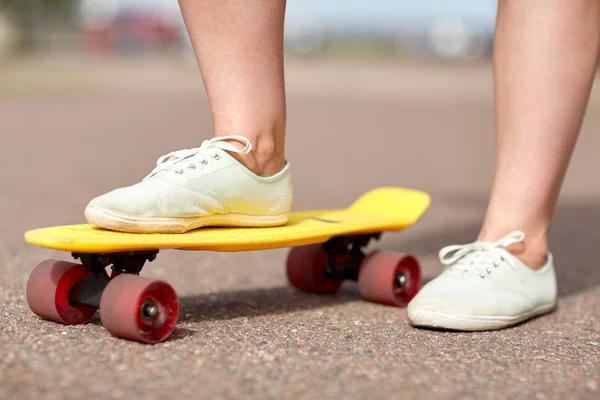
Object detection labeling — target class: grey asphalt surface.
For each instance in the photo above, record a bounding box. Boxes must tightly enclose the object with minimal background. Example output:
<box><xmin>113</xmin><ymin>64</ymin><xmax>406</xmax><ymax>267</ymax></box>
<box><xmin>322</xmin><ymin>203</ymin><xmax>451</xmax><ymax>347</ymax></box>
<box><xmin>0</xmin><ymin>56</ymin><xmax>599</xmax><ymax>399</ymax></box>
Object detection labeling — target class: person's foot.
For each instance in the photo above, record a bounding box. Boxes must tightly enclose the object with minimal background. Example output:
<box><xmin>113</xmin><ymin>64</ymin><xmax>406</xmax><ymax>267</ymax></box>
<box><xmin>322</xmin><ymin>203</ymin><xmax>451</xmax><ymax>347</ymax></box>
<box><xmin>84</xmin><ymin>136</ymin><xmax>292</xmax><ymax>233</ymax></box>
<box><xmin>407</xmin><ymin>231</ymin><xmax>557</xmax><ymax>331</ymax></box>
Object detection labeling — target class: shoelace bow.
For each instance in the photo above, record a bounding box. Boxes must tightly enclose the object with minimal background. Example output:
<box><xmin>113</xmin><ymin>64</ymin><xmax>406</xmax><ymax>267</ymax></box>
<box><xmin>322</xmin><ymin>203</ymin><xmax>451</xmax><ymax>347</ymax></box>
<box><xmin>144</xmin><ymin>136</ymin><xmax>252</xmax><ymax>180</ymax></box>
<box><xmin>438</xmin><ymin>230</ymin><xmax>526</xmax><ymax>280</ymax></box>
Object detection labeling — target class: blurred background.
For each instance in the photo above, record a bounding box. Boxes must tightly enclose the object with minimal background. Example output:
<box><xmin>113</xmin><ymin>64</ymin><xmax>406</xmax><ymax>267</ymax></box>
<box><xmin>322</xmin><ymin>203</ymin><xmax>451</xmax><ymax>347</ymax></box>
<box><xmin>0</xmin><ymin>0</ymin><xmax>497</xmax><ymax>61</ymax></box>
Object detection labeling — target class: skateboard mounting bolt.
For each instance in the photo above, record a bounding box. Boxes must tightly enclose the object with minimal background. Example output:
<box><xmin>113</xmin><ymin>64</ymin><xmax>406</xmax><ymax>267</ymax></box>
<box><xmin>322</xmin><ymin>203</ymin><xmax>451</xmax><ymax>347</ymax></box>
<box><xmin>140</xmin><ymin>299</ymin><xmax>158</xmax><ymax>321</ymax></box>
<box><xmin>396</xmin><ymin>273</ymin><xmax>407</xmax><ymax>287</ymax></box>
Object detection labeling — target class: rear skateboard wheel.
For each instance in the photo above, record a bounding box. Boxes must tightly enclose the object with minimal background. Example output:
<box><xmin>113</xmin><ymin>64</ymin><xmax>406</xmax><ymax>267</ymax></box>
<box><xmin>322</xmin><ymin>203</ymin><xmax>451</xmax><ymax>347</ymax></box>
<box><xmin>26</xmin><ymin>259</ymin><xmax>97</xmax><ymax>325</ymax></box>
<box><xmin>358</xmin><ymin>251</ymin><xmax>421</xmax><ymax>307</ymax></box>
<box><xmin>286</xmin><ymin>244</ymin><xmax>342</xmax><ymax>294</ymax></box>
<box><xmin>99</xmin><ymin>274</ymin><xmax>179</xmax><ymax>344</ymax></box>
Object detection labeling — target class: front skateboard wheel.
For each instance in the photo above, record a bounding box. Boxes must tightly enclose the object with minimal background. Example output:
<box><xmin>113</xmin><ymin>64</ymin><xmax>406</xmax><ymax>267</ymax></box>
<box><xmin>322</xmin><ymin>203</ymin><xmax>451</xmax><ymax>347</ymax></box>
<box><xmin>99</xmin><ymin>274</ymin><xmax>179</xmax><ymax>344</ymax></box>
<box><xmin>357</xmin><ymin>251</ymin><xmax>421</xmax><ymax>307</ymax></box>
<box><xmin>26</xmin><ymin>259</ymin><xmax>97</xmax><ymax>325</ymax></box>
<box><xmin>286</xmin><ymin>244</ymin><xmax>342</xmax><ymax>294</ymax></box>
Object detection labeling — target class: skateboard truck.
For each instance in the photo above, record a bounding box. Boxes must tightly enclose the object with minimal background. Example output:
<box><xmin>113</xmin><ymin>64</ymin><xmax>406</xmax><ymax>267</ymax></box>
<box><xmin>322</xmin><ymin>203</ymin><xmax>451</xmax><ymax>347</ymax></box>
<box><xmin>68</xmin><ymin>251</ymin><xmax>158</xmax><ymax>309</ymax></box>
<box><xmin>320</xmin><ymin>233</ymin><xmax>410</xmax><ymax>292</ymax></box>
<box><xmin>321</xmin><ymin>233</ymin><xmax>381</xmax><ymax>281</ymax></box>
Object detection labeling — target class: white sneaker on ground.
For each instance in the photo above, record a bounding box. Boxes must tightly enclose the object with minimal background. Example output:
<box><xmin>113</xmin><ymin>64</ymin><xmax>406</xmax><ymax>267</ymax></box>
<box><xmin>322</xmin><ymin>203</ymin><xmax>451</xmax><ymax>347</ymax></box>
<box><xmin>85</xmin><ymin>136</ymin><xmax>293</xmax><ymax>233</ymax></box>
<box><xmin>407</xmin><ymin>231</ymin><xmax>557</xmax><ymax>331</ymax></box>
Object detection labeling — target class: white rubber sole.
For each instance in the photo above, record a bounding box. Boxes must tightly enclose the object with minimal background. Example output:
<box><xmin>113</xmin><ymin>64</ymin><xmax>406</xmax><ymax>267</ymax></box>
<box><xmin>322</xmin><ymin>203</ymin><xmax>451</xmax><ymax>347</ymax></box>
<box><xmin>85</xmin><ymin>205</ymin><xmax>290</xmax><ymax>234</ymax></box>
<box><xmin>407</xmin><ymin>303</ymin><xmax>556</xmax><ymax>331</ymax></box>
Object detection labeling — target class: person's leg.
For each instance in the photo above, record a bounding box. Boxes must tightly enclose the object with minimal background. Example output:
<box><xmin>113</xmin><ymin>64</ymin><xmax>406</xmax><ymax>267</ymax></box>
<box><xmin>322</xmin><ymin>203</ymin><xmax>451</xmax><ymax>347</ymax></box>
<box><xmin>178</xmin><ymin>0</ymin><xmax>287</xmax><ymax>176</ymax></box>
<box><xmin>478</xmin><ymin>0</ymin><xmax>600</xmax><ymax>269</ymax></box>
<box><xmin>84</xmin><ymin>0</ymin><xmax>292</xmax><ymax>233</ymax></box>
<box><xmin>408</xmin><ymin>0</ymin><xmax>600</xmax><ymax>331</ymax></box>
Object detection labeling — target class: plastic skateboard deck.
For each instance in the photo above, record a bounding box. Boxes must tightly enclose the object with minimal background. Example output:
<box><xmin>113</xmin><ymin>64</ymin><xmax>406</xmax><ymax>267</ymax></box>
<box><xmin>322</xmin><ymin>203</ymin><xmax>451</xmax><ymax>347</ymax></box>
<box><xmin>24</xmin><ymin>186</ymin><xmax>430</xmax><ymax>344</ymax></box>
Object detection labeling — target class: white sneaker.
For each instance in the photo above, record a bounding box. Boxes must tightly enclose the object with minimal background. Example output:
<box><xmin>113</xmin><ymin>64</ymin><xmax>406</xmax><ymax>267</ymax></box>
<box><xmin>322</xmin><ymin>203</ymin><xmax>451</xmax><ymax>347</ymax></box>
<box><xmin>407</xmin><ymin>231</ymin><xmax>557</xmax><ymax>331</ymax></box>
<box><xmin>85</xmin><ymin>136</ymin><xmax>293</xmax><ymax>233</ymax></box>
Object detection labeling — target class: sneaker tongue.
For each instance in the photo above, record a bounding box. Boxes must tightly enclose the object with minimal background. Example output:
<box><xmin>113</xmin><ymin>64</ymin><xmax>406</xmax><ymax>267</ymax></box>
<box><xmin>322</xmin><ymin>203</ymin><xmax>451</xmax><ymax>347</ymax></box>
<box><xmin>200</xmin><ymin>136</ymin><xmax>252</xmax><ymax>155</ymax></box>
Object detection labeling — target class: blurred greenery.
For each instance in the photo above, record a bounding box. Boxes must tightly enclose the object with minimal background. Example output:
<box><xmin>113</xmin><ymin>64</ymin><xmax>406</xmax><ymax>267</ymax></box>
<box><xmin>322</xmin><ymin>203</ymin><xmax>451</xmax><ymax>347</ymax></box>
<box><xmin>1</xmin><ymin>0</ymin><xmax>74</xmax><ymax>11</ymax></box>
<box><xmin>1</xmin><ymin>0</ymin><xmax>76</xmax><ymax>52</ymax></box>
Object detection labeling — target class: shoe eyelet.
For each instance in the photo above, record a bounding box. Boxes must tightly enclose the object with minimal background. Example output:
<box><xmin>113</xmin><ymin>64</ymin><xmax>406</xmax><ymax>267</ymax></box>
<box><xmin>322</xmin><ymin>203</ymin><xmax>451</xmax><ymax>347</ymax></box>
<box><xmin>201</xmin><ymin>159</ymin><xmax>208</xmax><ymax>165</ymax></box>
<box><xmin>189</xmin><ymin>164</ymin><xmax>196</xmax><ymax>169</ymax></box>
<box><xmin>493</xmin><ymin>261</ymin><xmax>499</xmax><ymax>267</ymax></box>
<box><xmin>175</xmin><ymin>169</ymin><xmax>184</xmax><ymax>175</ymax></box>
<box><xmin>479</xmin><ymin>273</ymin><xmax>486</xmax><ymax>279</ymax></box>
<box><xmin>212</xmin><ymin>153</ymin><xmax>220</xmax><ymax>160</ymax></box>
<box><xmin>486</xmin><ymin>268</ymin><xmax>492</xmax><ymax>273</ymax></box>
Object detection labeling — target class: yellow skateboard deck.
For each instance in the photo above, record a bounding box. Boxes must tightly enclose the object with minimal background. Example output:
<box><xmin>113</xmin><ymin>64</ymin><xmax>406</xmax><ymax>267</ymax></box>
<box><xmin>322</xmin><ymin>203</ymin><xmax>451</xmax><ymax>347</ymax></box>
<box><xmin>25</xmin><ymin>187</ymin><xmax>430</xmax><ymax>254</ymax></box>
<box><xmin>23</xmin><ymin>187</ymin><xmax>430</xmax><ymax>345</ymax></box>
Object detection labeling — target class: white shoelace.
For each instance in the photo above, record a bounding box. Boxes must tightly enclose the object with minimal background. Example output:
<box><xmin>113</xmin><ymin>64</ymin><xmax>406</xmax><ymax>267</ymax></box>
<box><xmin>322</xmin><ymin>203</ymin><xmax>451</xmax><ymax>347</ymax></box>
<box><xmin>438</xmin><ymin>230</ymin><xmax>526</xmax><ymax>280</ymax></box>
<box><xmin>144</xmin><ymin>136</ymin><xmax>252</xmax><ymax>180</ymax></box>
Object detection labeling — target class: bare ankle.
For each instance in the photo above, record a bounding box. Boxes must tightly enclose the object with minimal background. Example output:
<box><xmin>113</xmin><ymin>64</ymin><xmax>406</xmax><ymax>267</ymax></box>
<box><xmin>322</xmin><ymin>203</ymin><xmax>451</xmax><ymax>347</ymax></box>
<box><xmin>215</xmin><ymin>128</ymin><xmax>285</xmax><ymax>176</ymax></box>
<box><xmin>249</xmin><ymin>134</ymin><xmax>286</xmax><ymax>175</ymax></box>
<box><xmin>478</xmin><ymin>228</ymin><xmax>549</xmax><ymax>270</ymax></box>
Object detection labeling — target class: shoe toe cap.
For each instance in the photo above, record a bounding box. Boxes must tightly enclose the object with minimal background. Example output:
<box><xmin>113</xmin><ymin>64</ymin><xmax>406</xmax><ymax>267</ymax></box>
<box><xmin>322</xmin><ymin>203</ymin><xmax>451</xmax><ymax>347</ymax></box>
<box><xmin>408</xmin><ymin>276</ymin><xmax>531</xmax><ymax>319</ymax></box>
<box><xmin>85</xmin><ymin>179</ymin><xmax>219</xmax><ymax>220</ymax></box>
<box><xmin>86</xmin><ymin>186</ymin><xmax>156</xmax><ymax>218</ymax></box>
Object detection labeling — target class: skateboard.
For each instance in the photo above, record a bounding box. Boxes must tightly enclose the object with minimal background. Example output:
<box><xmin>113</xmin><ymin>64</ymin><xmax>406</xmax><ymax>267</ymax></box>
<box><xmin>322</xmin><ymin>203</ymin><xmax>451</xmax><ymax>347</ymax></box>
<box><xmin>24</xmin><ymin>187</ymin><xmax>430</xmax><ymax>344</ymax></box>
